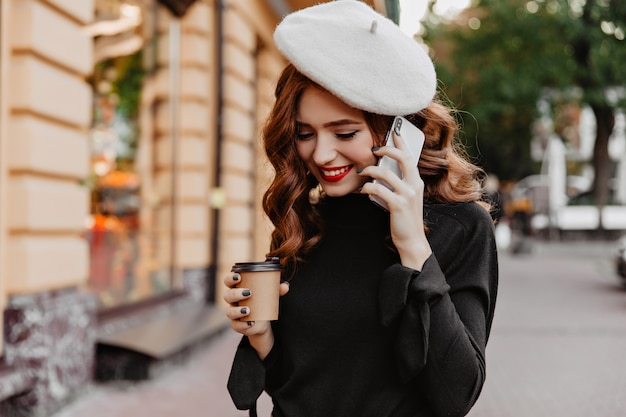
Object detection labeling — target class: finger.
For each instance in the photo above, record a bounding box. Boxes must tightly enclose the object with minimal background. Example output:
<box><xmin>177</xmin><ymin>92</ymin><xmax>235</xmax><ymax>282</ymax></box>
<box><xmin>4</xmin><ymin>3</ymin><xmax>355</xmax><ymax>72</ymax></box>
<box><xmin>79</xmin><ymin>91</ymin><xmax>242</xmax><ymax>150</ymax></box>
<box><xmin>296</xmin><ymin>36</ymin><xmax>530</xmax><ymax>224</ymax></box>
<box><xmin>230</xmin><ymin>319</ymin><xmax>255</xmax><ymax>333</ymax></box>
<box><xmin>370</xmin><ymin>146</ymin><xmax>418</xmax><ymax>184</ymax></box>
<box><xmin>361</xmin><ymin>170</ymin><xmax>422</xmax><ymax>213</ymax></box>
<box><xmin>376</xmin><ymin>132</ymin><xmax>420</xmax><ymax>177</ymax></box>
<box><xmin>392</xmin><ymin>132</ymin><xmax>421</xmax><ymax>178</ymax></box>
<box><xmin>391</xmin><ymin>130</ymin><xmax>409</xmax><ymax>151</ymax></box>
<box><xmin>279</xmin><ymin>281</ymin><xmax>290</xmax><ymax>296</ymax></box>
<box><xmin>373</xmin><ymin>133</ymin><xmax>411</xmax><ymax>162</ymax></box>
<box><xmin>372</xmin><ymin>142</ymin><xmax>405</xmax><ymax>163</ymax></box>
<box><xmin>361</xmin><ymin>180</ymin><xmax>398</xmax><ymax>209</ymax></box>
<box><xmin>362</xmin><ymin>163</ymin><xmax>407</xmax><ymax>192</ymax></box>
<box><xmin>223</xmin><ymin>273</ymin><xmax>241</xmax><ymax>288</ymax></box>
<box><xmin>225</xmin><ymin>305</ymin><xmax>251</xmax><ymax>320</ymax></box>
<box><xmin>223</xmin><ymin>288</ymin><xmax>252</xmax><ymax>304</ymax></box>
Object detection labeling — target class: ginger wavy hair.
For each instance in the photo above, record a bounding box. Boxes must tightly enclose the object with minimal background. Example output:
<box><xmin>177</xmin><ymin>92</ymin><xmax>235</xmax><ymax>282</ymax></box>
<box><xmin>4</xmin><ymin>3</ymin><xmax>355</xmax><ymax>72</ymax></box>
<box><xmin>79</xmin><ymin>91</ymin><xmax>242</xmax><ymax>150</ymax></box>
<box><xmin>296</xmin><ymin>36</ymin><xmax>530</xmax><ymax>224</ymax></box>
<box><xmin>262</xmin><ymin>64</ymin><xmax>485</xmax><ymax>272</ymax></box>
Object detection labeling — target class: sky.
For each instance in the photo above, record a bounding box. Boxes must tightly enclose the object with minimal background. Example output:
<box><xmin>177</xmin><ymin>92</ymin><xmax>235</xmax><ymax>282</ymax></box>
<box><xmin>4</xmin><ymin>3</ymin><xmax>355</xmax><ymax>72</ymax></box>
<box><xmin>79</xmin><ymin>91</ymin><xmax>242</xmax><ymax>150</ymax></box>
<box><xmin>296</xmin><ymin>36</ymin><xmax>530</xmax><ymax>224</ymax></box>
<box><xmin>398</xmin><ymin>0</ymin><xmax>472</xmax><ymax>36</ymax></box>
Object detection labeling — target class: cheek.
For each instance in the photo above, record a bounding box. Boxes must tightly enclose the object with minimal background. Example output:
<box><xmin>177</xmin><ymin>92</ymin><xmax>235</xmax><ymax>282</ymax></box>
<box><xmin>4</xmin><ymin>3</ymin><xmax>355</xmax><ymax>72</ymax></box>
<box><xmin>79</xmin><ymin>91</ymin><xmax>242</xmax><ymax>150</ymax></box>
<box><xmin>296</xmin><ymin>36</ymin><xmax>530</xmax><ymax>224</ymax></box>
<box><xmin>295</xmin><ymin>141</ymin><xmax>314</xmax><ymax>164</ymax></box>
<box><xmin>362</xmin><ymin>151</ymin><xmax>378</xmax><ymax>167</ymax></box>
<box><xmin>352</xmin><ymin>140</ymin><xmax>377</xmax><ymax>165</ymax></box>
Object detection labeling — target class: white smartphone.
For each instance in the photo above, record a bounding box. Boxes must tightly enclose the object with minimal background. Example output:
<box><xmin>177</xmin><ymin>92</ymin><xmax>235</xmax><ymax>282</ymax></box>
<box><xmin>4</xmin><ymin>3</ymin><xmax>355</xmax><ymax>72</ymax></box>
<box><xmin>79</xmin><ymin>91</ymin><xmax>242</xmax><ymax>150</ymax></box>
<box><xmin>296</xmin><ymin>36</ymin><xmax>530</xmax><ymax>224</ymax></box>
<box><xmin>369</xmin><ymin>116</ymin><xmax>425</xmax><ymax>211</ymax></box>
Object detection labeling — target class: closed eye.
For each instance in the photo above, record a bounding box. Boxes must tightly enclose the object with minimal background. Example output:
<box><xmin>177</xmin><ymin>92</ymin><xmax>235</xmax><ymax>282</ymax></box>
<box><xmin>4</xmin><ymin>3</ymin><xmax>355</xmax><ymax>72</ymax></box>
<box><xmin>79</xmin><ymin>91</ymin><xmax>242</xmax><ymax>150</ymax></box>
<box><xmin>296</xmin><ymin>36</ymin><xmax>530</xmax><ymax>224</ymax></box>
<box><xmin>336</xmin><ymin>131</ymin><xmax>358</xmax><ymax>139</ymax></box>
<box><xmin>296</xmin><ymin>132</ymin><xmax>314</xmax><ymax>141</ymax></box>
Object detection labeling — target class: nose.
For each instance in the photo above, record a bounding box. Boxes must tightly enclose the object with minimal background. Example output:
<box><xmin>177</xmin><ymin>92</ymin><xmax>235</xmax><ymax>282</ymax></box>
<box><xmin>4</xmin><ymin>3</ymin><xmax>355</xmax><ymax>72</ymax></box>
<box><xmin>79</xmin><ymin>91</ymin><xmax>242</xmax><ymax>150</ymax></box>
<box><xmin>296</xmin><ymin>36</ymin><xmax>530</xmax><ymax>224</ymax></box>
<box><xmin>312</xmin><ymin>134</ymin><xmax>337</xmax><ymax>166</ymax></box>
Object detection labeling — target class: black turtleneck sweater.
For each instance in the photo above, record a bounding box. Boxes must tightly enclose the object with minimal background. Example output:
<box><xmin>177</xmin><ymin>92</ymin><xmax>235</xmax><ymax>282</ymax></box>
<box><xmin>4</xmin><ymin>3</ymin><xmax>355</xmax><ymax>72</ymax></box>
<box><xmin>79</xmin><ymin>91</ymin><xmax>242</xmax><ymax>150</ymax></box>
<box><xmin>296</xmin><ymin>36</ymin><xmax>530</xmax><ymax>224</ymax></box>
<box><xmin>228</xmin><ymin>194</ymin><xmax>498</xmax><ymax>417</ymax></box>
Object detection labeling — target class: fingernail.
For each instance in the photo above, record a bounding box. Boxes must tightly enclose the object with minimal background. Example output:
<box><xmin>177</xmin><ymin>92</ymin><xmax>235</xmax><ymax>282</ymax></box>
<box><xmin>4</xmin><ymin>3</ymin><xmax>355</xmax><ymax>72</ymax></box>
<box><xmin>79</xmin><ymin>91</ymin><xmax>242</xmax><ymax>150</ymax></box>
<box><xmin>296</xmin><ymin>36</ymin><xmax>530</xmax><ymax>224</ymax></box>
<box><xmin>356</xmin><ymin>168</ymin><xmax>364</xmax><ymax>174</ymax></box>
<box><xmin>240</xmin><ymin>307</ymin><xmax>248</xmax><ymax>314</ymax></box>
<box><xmin>233</xmin><ymin>273</ymin><xmax>240</xmax><ymax>281</ymax></box>
<box><xmin>247</xmin><ymin>321</ymin><xmax>254</xmax><ymax>326</ymax></box>
<box><xmin>242</xmin><ymin>289</ymin><xmax>251</xmax><ymax>296</ymax></box>
<box><xmin>371</xmin><ymin>146</ymin><xmax>380</xmax><ymax>152</ymax></box>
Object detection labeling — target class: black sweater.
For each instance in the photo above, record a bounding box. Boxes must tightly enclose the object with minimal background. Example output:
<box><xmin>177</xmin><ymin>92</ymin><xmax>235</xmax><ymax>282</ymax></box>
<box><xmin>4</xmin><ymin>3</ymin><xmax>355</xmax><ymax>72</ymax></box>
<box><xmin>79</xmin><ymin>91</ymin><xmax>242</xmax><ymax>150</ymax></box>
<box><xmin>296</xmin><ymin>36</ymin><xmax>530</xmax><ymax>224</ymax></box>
<box><xmin>228</xmin><ymin>194</ymin><xmax>498</xmax><ymax>417</ymax></box>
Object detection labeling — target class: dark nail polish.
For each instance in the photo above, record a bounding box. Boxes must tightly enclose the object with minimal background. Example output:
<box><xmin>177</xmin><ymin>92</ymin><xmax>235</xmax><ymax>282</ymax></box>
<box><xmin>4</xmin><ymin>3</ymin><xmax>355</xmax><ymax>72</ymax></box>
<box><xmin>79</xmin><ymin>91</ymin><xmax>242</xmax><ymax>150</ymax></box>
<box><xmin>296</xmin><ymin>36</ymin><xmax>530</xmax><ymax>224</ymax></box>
<box><xmin>247</xmin><ymin>321</ymin><xmax>254</xmax><ymax>326</ymax></box>
<box><xmin>356</xmin><ymin>168</ymin><xmax>364</xmax><ymax>174</ymax></box>
<box><xmin>240</xmin><ymin>307</ymin><xmax>248</xmax><ymax>314</ymax></box>
<box><xmin>242</xmin><ymin>289</ymin><xmax>251</xmax><ymax>296</ymax></box>
<box><xmin>371</xmin><ymin>146</ymin><xmax>380</xmax><ymax>152</ymax></box>
<box><xmin>233</xmin><ymin>273</ymin><xmax>240</xmax><ymax>281</ymax></box>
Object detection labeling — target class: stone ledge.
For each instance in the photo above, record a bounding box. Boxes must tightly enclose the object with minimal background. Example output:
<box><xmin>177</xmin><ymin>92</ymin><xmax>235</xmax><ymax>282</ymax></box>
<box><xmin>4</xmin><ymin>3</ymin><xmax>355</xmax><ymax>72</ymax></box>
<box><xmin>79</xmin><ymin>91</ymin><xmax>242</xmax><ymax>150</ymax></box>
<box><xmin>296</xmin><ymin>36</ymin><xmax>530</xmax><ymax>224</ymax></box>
<box><xmin>96</xmin><ymin>302</ymin><xmax>228</xmax><ymax>381</ymax></box>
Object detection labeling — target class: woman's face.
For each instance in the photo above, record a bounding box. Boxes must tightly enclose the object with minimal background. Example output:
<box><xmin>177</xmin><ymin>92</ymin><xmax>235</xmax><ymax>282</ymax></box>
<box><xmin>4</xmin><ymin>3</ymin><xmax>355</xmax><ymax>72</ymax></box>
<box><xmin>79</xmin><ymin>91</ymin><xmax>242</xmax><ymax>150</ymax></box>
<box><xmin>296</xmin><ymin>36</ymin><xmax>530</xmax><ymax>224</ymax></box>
<box><xmin>295</xmin><ymin>87</ymin><xmax>377</xmax><ymax>197</ymax></box>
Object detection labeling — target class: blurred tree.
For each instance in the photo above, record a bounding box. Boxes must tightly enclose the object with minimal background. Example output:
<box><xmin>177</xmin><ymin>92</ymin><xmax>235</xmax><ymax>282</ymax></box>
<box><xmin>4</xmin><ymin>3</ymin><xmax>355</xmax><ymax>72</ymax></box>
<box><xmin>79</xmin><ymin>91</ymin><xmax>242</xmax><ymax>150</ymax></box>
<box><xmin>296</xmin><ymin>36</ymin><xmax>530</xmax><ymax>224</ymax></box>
<box><xmin>568</xmin><ymin>0</ymin><xmax>626</xmax><ymax>210</ymax></box>
<box><xmin>424</xmin><ymin>0</ymin><xmax>626</xmax><ymax>211</ymax></box>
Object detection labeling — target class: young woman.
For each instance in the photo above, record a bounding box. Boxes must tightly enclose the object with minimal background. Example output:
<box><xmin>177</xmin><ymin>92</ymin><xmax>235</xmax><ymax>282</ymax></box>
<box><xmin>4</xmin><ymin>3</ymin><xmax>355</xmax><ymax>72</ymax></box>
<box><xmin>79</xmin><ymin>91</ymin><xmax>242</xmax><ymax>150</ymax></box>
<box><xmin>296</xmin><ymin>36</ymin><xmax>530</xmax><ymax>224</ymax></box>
<box><xmin>224</xmin><ymin>2</ymin><xmax>498</xmax><ymax>417</ymax></box>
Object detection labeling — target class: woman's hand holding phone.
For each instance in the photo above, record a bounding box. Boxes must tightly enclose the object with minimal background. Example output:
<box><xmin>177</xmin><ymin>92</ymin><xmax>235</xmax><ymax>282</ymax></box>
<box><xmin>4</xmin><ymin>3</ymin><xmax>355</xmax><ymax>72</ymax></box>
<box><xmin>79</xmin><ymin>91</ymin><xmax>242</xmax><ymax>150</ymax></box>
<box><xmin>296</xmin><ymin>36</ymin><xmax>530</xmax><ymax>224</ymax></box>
<box><xmin>359</xmin><ymin>117</ymin><xmax>432</xmax><ymax>271</ymax></box>
<box><xmin>368</xmin><ymin>117</ymin><xmax>424</xmax><ymax>210</ymax></box>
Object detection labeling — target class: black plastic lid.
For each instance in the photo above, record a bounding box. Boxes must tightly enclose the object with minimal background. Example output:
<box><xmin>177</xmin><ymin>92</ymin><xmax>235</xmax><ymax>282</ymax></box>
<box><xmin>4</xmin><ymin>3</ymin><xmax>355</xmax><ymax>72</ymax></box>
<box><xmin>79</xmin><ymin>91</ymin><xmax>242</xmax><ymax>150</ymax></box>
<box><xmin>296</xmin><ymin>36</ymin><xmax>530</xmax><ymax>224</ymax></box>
<box><xmin>231</xmin><ymin>257</ymin><xmax>282</xmax><ymax>272</ymax></box>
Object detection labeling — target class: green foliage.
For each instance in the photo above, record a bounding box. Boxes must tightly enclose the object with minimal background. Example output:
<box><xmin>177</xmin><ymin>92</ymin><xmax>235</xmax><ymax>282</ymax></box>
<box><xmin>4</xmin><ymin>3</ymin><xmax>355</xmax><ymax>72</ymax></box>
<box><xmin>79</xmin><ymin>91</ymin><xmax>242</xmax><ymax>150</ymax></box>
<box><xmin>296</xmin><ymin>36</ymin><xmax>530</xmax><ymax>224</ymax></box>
<box><xmin>90</xmin><ymin>51</ymin><xmax>145</xmax><ymax>160</ymax></box>
<box><xmin>111</xmin><ymin>51</ymin><xmax>145</xmax><ymax>119</ymax></box>
<box><xmin>424</xmin><ymin>0</ymin><xmax>626</xmax><ymax>181</ymax></box>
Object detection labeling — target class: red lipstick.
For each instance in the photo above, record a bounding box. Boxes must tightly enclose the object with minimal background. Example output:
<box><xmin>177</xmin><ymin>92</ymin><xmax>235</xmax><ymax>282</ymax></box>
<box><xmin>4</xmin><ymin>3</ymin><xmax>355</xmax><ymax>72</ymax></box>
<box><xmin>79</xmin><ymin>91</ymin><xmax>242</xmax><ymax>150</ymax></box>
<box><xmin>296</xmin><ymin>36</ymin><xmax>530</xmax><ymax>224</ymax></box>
<box><xmin>318</xmin><ymin>165</ymin><xmax>352</xmax><ymax>183</ymax></box>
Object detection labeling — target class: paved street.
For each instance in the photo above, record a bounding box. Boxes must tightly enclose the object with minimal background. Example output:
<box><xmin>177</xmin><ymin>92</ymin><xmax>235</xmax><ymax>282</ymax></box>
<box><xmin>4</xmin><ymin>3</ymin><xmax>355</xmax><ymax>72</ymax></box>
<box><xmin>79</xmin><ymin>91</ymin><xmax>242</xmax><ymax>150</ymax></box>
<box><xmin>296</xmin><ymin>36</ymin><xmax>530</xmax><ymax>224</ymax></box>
<box><xmin>50</xmin><ymin>240</ymin><xmax>626</xmax><ymax>417</ymax></box>
<box><xmin>468</xmin><ymin>240</ymin><xmax>626</xmax><ymax>417</ymax></box>
<box><xmin>50</xmin><ymin>327</ymin><xmax>270</xmax><ymax>417</ymax></box>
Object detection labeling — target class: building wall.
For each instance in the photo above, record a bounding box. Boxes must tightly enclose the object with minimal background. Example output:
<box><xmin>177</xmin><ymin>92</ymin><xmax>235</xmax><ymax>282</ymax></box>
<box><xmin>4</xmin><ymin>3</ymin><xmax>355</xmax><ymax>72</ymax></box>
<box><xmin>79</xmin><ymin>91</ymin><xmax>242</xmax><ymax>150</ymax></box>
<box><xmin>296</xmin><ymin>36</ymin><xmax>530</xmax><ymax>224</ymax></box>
<box><xmin>214</xmin><ymin>0</ymin><xmax>285</xmax><ymax>305</ymax></box>
<box><xmin>0</xmin><ymin>0</ymin><xmax>289</xmax><ymax>312</ymax></box>
<box><xmin>0</xmin><ymin>0</ymin><xmax>11</xmax><ymax>354</ymax></box>
<box><xmin>0</xmin><ymin>1</ymin><xmax>97</xmax><ymax>411</ymax></box>
<box><xmin>254</xmin><ymin>48</ymin><xmax>284</xmax><ymax>260</ymax></box>
<box><xmin>0</xmin><ymin>0</ymin><xmax>324</xmax><ymax>411</ymax></box>
<box><xmin>154</xmin><ymin>0</ymin><xmax>216</xmax><ymax>287</ymax></box>
<box><xmin>149</xmin><ymin>0</ymin><xmax>287</xmax><ymax>305</ymax></box>
<box><xmin>6</xmin><ymin>0</ymin><xmax>92</xmax><ymax>294</ymax></box>
<box><xmin>0</xmin><ymin>0</ymin><xmax>335</xmax><ymax>320</ymax></box>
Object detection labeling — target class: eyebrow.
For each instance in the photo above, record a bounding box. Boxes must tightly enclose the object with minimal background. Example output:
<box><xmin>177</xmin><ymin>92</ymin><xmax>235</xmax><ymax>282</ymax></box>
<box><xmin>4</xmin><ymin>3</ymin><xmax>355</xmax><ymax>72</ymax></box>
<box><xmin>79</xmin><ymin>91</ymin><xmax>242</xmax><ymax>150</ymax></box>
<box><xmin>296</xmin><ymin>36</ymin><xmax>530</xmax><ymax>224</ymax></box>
<box><xmin>296</xmin><ymin>119</ymin><xmax>364</xmax><ymax>128</ymax></box>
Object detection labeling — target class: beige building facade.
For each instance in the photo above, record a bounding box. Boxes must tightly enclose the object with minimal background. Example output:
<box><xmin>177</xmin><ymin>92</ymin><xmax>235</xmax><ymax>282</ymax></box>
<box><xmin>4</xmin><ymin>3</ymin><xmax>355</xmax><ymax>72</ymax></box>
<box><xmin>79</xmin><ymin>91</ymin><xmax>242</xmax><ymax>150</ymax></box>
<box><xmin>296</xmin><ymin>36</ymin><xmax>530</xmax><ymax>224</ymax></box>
<box><xmin>0</xmin><ymin>0</ymin><xmax>388</xmax><ymax>414</ymax></box>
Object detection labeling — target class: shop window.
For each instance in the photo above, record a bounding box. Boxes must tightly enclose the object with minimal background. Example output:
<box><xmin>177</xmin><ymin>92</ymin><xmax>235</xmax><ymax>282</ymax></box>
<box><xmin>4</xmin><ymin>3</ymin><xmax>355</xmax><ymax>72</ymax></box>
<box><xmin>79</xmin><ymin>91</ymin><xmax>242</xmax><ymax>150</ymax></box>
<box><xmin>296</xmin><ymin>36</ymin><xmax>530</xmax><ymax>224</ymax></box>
<box><xmin>85</xmin><ymin>0</ymin><xmax>176</xmax><ymax>308</ymax></box>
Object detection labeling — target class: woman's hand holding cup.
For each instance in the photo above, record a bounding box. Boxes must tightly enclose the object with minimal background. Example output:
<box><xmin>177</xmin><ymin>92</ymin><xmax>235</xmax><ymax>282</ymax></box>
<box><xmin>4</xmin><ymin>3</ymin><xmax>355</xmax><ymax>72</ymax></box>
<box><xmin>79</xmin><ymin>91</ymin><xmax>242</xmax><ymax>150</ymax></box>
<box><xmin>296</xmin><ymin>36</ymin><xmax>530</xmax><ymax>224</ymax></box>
<box><xmin>223</xmin><ymin>258</ymin><xmax>288</xmax><ymax>358</ymax></box>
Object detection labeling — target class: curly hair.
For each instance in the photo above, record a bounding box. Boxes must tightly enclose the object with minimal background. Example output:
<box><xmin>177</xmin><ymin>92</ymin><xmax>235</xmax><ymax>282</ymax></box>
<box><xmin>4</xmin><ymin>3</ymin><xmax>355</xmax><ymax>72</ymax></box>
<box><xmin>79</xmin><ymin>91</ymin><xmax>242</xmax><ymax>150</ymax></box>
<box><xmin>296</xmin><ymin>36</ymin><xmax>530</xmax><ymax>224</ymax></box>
<box><xmin>262</xmin><ymin>64</ymin><xmax>485</xmax><ymax>272</ymax></box>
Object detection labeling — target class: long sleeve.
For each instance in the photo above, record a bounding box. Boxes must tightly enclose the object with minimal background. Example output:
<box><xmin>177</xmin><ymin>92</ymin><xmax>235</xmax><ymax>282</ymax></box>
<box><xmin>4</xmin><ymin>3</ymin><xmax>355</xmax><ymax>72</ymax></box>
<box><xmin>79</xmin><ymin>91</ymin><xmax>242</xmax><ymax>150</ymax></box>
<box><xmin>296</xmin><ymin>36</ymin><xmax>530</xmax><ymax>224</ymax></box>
<box><xmin>378</xmin><ymin>258</ymin><xmax>450</xmax><ymax>381</ymax></box>
<box><xmin>227</xmin><ymin>336</ymin><xmax>265</xmax><ymax>410</ymax></box>
<box><xmin>227</xmin><ymin>331</ymin><xmax>283</xmax><ymax>411</ymax></box>
<box><xmin>379</xmin><ymin>202</ymin><xmax>498</xmax><ymax>417</ymax></box>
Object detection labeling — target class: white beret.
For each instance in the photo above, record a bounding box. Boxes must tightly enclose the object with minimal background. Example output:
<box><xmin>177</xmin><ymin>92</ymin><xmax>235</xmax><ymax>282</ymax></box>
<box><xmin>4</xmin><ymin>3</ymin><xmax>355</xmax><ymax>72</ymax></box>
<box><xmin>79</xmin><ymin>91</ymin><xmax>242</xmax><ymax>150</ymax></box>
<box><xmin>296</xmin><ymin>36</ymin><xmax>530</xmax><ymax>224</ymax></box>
<box><xmin>273</xmin><ymin>0</ymin><xmax>437</xmax><ymax>116</ymax></box>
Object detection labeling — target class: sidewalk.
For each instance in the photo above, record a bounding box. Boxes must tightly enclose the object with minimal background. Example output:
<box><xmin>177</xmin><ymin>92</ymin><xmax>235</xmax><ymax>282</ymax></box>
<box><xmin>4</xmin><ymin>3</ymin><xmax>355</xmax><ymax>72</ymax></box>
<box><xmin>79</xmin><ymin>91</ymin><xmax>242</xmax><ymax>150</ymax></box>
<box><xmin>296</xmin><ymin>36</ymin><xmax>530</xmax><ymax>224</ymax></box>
<box><xmin>50</xmin><ymin>329</ymin><xmax>271</xmax><ymax>417</ymax></box>
<box><xmin>468</xmin><ymin>241</ymin><xmax>626</xmax><ymax>417</ymax></box>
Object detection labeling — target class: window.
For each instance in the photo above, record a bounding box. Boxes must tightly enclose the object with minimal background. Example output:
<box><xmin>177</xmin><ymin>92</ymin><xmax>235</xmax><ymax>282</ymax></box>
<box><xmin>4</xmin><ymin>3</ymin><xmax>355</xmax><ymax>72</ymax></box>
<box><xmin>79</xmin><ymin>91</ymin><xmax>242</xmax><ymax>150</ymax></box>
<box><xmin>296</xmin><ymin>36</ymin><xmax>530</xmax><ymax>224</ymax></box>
<box><xmin>85</xmin><ymin>0</ymin><xmax>177</xmax><ymax>308</ymax></box>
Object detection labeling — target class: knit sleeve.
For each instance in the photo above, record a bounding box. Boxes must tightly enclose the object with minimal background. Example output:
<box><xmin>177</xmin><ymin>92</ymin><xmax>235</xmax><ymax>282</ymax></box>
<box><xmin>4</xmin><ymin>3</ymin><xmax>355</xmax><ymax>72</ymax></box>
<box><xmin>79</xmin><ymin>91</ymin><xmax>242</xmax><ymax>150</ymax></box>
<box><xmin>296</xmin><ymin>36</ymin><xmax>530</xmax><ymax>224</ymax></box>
<box><xmin>226</xmin><ymin>336</ymin><xmax>265</xmax><ymax>411</ymax></box>
<box><xmin>379</xmin><ymin>205</ymin><xmax>498</xmax><ymax>417</ymax></box>
<box><xmin>378</xmin><ymin>256</ymin><xmax>450</xmax><ymax>380</ymax></box>
<box><xmin>226</xmin><ymin>335</ymin><xmax>282</xmax><ymax>412</ymax></box>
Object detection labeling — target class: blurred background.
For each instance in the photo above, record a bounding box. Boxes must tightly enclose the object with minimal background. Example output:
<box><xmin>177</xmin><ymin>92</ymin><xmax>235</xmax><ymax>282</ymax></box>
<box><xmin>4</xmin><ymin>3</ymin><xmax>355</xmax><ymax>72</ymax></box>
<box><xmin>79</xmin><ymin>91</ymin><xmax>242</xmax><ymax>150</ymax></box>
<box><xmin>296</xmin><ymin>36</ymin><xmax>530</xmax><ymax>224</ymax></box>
<box><xmin>0</xmin><ymin>0</ymin><xmax>624</xmax><ymax>416</ymax></box>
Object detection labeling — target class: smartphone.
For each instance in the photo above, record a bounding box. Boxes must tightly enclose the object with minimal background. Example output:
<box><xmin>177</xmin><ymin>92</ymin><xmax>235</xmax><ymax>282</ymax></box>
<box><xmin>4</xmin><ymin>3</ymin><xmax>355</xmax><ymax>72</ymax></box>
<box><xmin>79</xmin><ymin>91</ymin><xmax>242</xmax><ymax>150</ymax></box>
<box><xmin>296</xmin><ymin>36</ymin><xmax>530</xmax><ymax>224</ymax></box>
<box><xmin>369</xmin><ymin>116</ymin><xmax>425</xmax><ymax>211</ymax></box>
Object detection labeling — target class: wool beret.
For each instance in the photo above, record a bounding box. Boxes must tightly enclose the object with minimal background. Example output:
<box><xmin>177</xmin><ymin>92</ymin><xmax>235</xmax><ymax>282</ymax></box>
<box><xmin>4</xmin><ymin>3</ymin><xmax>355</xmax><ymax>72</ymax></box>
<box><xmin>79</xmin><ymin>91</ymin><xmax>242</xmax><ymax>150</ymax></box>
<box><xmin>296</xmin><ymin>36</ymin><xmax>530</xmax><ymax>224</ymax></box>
<box><xmin>273</xmin><ymin>0</ymin><xmax>437</xmax><ymax>116</ymax></box>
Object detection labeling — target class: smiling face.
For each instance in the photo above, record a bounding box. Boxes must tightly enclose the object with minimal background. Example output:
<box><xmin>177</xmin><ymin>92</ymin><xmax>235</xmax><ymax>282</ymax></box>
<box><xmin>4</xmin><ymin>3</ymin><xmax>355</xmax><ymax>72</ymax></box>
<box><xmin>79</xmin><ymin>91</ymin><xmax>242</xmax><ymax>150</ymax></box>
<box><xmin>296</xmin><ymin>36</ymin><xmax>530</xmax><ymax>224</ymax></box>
<box><xmin>295</xmin><ymin>87</ymin><xmax>378</xmax><ymax>197</ymax></box>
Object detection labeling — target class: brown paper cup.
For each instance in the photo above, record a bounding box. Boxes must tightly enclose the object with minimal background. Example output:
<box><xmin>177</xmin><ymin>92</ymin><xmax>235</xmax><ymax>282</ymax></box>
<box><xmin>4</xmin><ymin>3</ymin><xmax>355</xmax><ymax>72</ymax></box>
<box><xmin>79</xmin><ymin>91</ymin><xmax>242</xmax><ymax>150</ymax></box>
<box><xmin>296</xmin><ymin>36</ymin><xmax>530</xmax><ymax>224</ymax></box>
<box><xmin>232</xmin><ymin>259</ymin><xmax>283</xmax><ymax>321</ymax></box>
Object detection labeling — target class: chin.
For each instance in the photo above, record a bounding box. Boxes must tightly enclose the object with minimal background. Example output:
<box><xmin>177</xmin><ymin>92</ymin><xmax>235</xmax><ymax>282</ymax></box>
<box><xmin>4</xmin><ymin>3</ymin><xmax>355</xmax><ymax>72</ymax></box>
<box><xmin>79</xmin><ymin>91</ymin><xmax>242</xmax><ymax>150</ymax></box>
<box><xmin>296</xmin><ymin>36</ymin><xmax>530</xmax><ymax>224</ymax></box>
<box><xmin>321</xmin><ymin>181</ymin><xmax>363</xmax><ymax>197</ymax></box>
<box><xmin>323</xmin><ymin>188</ymin><xmax>352</xmax><ymax>197</ymax></box>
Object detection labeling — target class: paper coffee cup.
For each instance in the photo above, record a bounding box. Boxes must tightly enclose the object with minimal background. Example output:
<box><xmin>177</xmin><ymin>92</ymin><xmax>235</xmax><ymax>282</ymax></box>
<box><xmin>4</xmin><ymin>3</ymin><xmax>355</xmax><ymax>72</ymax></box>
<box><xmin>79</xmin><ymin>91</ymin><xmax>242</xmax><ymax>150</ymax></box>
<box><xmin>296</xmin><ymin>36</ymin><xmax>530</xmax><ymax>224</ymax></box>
<box><xmin>231</xmin><ymin>258</ymin><xmax>283</xmax><ymax>321</ymax></box>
